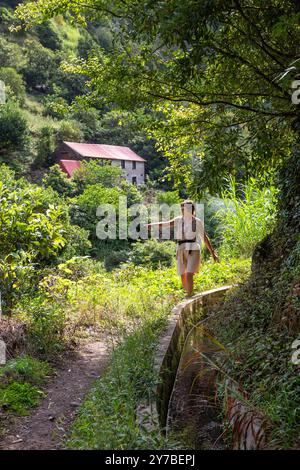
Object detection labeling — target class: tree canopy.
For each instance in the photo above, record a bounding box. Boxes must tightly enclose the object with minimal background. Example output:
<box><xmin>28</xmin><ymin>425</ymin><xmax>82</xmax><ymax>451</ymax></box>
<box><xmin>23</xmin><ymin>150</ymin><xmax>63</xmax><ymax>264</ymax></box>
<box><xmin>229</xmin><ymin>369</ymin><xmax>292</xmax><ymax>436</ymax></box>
<box><xmin>14</xmin><ymin>0</ymin><xmax>300</xmax><ymax>194</ymax></box>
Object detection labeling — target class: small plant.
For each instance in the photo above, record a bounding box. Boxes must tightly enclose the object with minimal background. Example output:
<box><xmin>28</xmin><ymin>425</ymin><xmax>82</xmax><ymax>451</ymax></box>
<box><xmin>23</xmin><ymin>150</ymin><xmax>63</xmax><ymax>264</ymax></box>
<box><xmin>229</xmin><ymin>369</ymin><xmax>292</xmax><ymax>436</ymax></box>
<box><xmin>0</xmin><ymin>356</ymin><xmax>51</xmax><ymax>416</ymax></box>
<box><xmin>0</xmin><ymin>381</ymin><xmax>43</xmax><ymax>415</ymax></box>
<box><xmin>0</xmin><ymin>355</ymin><xmax>52</xmax><ymax>385</ymax></box>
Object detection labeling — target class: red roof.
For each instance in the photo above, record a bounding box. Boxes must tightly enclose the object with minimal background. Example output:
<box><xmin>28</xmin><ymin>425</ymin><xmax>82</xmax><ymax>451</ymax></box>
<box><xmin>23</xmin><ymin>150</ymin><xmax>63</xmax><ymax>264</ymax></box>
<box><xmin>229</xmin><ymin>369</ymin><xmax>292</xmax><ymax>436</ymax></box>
<box><xmin>63</xmin><ymin>142</ymin><xmax>146</xmax><ymax>162</ymax></box>
<box><xmin>59</xmin><ymin>159</ymin><xmax>81</xmax><ymax>177</ymax></box>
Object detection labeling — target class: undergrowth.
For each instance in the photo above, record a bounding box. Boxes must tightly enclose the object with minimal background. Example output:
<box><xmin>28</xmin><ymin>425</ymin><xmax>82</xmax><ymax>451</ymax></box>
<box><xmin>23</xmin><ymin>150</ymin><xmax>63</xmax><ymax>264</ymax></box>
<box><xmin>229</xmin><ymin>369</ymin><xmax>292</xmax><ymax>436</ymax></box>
<box><xmin>211</xmin><ymin>238</ymin><xmax>300</xmax><ymax>448</ymax></box>
<box><xmin>66</xmin><ymin>259</ymin><xmax>249</xmax><ymax>450</ymax></box>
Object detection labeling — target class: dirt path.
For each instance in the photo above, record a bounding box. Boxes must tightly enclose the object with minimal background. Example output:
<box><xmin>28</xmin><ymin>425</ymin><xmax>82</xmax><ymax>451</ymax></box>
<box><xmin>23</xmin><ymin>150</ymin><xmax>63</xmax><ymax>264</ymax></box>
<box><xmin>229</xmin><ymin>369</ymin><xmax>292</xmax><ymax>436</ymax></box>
<box><xmin>0</xmin><ymin>339</ymin><xmax>109</xmax><ymax>450</ymax></box>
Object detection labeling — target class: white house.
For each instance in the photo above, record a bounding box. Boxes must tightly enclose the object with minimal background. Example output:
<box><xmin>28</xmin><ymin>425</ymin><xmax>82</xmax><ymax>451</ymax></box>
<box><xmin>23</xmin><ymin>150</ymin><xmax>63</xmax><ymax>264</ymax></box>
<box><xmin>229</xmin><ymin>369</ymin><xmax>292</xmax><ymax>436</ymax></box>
<box><xmin>55</xmin><ymin>141</ymin><xmax>146</xmax><ymax>186</ymax></box>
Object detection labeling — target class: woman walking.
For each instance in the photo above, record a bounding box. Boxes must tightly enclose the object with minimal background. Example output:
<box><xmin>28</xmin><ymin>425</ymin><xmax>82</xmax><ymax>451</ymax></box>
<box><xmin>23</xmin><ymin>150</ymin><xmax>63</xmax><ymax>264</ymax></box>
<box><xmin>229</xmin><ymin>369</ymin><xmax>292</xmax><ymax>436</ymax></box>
<box><xmin>146</xmin><ymin>200</ymin><xmax>219</xmax><ymax>296</ymax></box>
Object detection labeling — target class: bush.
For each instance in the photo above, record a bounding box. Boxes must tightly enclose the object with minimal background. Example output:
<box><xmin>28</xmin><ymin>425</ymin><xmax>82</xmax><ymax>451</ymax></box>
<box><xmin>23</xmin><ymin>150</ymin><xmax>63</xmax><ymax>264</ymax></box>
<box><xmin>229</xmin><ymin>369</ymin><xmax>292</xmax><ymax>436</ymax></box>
<box><xmin>22</xmin><ymin>297</ymin><xmax>67</xmax><ymax>357</ymax></box>
<box><xmin>71</xmin><ymin>183</ymin><xmax>123</xmax><ymax>236</ymax></box>
<box><xmin>0</xmin><ymin>67</ymin><xmax>26</xmax><ymax>105</ymax></box>
<box><xmin>43</xmin><ymin>94</ymin><xmax>69</xmax><ymax>118</ymax></box>
<box><xmin>43</xmin><ymin>164</ymin><xmax>76</xmax><ymax>196</ymax></box>
<box><xmin>0</xmin><ymin>169</ymin><xmax>68</xmax><ymax>313</ymax></box>
<box><xmin>129</xmin><ymin>239</ymin><xmax>176</xmax><ymax>269</ymax></box>
<box><xmin>120</xmin><ymin>179</ymin><xmax>142</xmax><ymax>205</ymax></box>
<box><xmin>156</xmin><ymin>190</ymin><xmax>181</xmax><ymax>206</ymax></box>
<box><xmin>215</xmin><ymin>178</ymin><xmax>278</xmax><ymax>258</ymax></box>
<box><xmin>60</xmin><ymin>224</ymin><xmax>92</xmax><ymax>259</ymax></box>
<box><xmin>0</xmin><ymin>181</ymin><xmax>66</xmax><ymax>260</ymax></box>
<box><xmin>0</xmin><ymin>355</ymin><xmax>52</xmax><ymax>386</ymax></box>
<box><xmin>35</xmin><ymin>21</ymin><xmax>62</xmax><ymax>51</ymax></box>
<box><xmin>0</xmin><ymin>37</ymin><xmax>25</xmax><ymax>70</ymax></box>
<box><xmin>0</xmin><ymin>6</ymin><xmax>14</xmax><ymax>25</ymax></box>
<box><xmin>72</xmin><ymin>160</ymin><xmax>123</xmax><ymax>193</ymax></box>
<box><xmin>0</xmin><ymin>164</ymin><xmax>21</xmax><ymax>187</ymax></box>
<box><xmin>0</xmin><ymin>355</ymin><xmax>51</xmax><ymax>415</ymax></box>
<box><xmin>22</xmin><ymin>39</ymin><xmax>56</xmax><ymax>90</ymax></box>
<box><xmin>35</xmin><ymin>126</ymin><xmax>56</xmax><ymax>167</ymax></box>
<box><xmin>56</xmin><ymin>119</ymin><xmax>83</xmax><ymax>143</ymax></box>
<box><xmin>77</xmin><ymin>34</ymin><xmax>98</xmax><ymax>59</ymax></box>
<box><xmin>0</xmin><ymin>102</ymin><xmax>28</xmax><ymax>153</ymax></box>
<box><xmin>0</xmin><ymin>381</ymin><xmax>42</xmax><ymax>415</ymax></box>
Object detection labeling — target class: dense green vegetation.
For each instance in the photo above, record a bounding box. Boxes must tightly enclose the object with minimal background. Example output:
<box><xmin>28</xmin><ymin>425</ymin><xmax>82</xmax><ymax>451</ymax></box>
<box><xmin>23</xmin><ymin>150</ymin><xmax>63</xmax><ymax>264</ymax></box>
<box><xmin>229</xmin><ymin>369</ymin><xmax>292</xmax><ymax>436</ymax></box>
<box><xmin>65</xmin><ymin>259</ymin><xmax>250</xmax><ymax>450</ymax></box>
<box><xmin>0</xmin><ymin>0</ymin><xmax>299</xmax><ymax>451</ymax></box>
<box><xmin>0</xmin><ymin>2</ymin><xmax>166</xmax><ymax>185</ymax></box>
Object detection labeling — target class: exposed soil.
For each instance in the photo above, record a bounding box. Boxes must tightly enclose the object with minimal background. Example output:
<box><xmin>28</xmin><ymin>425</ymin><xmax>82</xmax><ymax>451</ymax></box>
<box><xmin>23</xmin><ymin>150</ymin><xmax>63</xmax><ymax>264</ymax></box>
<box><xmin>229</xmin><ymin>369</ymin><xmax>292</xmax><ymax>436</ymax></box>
<box><xmin>0</xmin><ymin>338</ymin><xmax>109</xmax><ymax>450</ymax></box>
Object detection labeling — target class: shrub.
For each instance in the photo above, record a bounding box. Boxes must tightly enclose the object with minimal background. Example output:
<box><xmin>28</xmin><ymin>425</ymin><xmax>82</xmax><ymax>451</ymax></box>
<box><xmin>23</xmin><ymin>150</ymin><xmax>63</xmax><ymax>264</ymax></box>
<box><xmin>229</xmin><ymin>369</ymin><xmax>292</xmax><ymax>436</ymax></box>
<box><xmin>34</xmin><ymin>21</ymin><xmax>62</xmax><ymax>51</ymax></box>
<box><xmin>77</xmin><ymin>34</ymin><xmax>98</xmax><ymax>59</ymax></box>
<box><xmin>0</xmin><ymin>171</ymin><xmax>68</xmax><ymax>313</ymax></box>
<box><xmin>24</xmin><ymin>298</ymin><xmax>67</xmax><ymax>357</ymax></box>
<box><xmin>43</xmin><ymin>94</ymin><xmax>69</xmax><ymax>118</ymax></box>
<box><xmin>129</xmin><ymin>239</ymin><xmax>176</xmax><ymax>269</ymax></box>
<box><xmin>0</xmin><ymin>37</ymin><xmax>25</xmax><ymax>70</ymax></box>
<box><xmin>43</xmin><ymin>164</ymin><xmax>76</xmax><ymax>196</ymax></box>
<box><xmin>0</xmin><ymin>381</ymin><xmax>42</xmax><ymax>415</ymax></box>
<box><xmin>93</xmin><ymin>25</ymin><xmax>113</xmax><ymax>51</ymax></box>
<box><xmin>71</xmin><ymin>183</ymin><xmax>123</xmax><ymax>236</ymax></box>
<box><xmin>0</xmin><ymin>251</ymin><xmax>35</xmax><ymax>313</ymax></box>
<box><xmin>35</xmin><ymin>126</ymin><xmax>56</xmax><ymax>167</ymax></box>
<box><xmin>72</xmin><ymin>160</ymin><xmax>123</xmax><ymax>193</ymax></box>
<box><xmin>0</xmin><ymin>102</ymin><xmax>28</xmax><ymax>153</ymax></box>
<box><xmin>0</xmin><ymin>67</ymin><xmax>26</xmax><ymax>105</ymax></box>
<box><xmin>60</xmin><ymin>224</ymin><xmax>92</xmax><ymax>259</ymax></box>
<box><xmin>120</xmin><ymin>179</ymin><xmax>142</xmax><ymax>205</ymax></box>
<box><xmin>0</xmin><ymin>164</ymin><xmax>20</xmax><ymax>187</ymax></box>
<box><xmin>0</xmin><ymin>355</ymin><xmax>52</xmax><ymax>386</ymax></box>
<box><xmin>22</xmin><ymin>39</ymin><xmax>56</xmax><ymax>90</ymax></box>
<box><xmin>0</xmin><ymin>182</ymin><xmax>66</xmax><ymax>260</ymax></box>
<box><xmin>56</xmin><ymin>119</ymin><xmax>83</xmax><ymax>143</ymax></box>
<box><xmin>156</xmin><ymin>190</ymin><xmax>181</xmax><ymax>206</ymax></box>
<box><xmin>0</xmin><ymin>6</ymin><xmax>14</xmax><ymax>25</ymax></box>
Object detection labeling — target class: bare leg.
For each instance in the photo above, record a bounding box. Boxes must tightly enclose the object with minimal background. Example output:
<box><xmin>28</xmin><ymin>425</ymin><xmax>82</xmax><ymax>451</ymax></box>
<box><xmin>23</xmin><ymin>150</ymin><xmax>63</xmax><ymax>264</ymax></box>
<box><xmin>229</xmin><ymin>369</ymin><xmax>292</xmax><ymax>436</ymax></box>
<box><xmin>186</xmin><ymin>273</ymin><xmax>194</xmax><ymax>296</ymax></box>
<box><xmin>181</xmin><ymin>273</ymin><xmax>187</xmax><ymax>291</ymax></box>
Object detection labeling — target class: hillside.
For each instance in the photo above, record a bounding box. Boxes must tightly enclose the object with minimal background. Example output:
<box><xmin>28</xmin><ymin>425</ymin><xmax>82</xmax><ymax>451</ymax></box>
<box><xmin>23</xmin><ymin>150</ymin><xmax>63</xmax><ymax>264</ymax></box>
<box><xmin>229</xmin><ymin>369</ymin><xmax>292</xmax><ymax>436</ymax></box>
<box><xmin>0</xmin><ymin>2</ymin><xmax>166</xmax><ymax>184</ymax></box>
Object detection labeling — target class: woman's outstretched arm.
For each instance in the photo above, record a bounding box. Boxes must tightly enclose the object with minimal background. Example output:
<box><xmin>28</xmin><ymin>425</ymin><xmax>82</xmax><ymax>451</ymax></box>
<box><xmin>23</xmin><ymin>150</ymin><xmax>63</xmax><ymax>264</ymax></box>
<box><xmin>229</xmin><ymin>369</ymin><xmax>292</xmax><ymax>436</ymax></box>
<box><xmin>146</xmin><ymin>218</ymin><xmax>177</xmax><ymax>229</ymax></box>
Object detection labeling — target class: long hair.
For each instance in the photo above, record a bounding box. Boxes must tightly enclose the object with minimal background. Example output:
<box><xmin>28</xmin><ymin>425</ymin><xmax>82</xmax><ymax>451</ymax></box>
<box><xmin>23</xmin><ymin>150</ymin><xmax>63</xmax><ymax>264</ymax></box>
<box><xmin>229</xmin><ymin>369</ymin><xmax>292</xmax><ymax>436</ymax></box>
<box><xmin>181</xmin><ymin>199</ymin><xmax>195</xmax><ymax>216</ymax></box>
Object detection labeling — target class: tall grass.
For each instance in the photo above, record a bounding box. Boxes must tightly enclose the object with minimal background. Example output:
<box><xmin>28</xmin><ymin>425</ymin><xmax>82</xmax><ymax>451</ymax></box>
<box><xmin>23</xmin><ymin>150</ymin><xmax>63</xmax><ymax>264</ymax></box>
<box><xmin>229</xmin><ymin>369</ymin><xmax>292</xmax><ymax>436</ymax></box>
<box><xmin>215</xmin><ymin>178</ymin><xmax>278</xmax><ymax>259</ymax></box>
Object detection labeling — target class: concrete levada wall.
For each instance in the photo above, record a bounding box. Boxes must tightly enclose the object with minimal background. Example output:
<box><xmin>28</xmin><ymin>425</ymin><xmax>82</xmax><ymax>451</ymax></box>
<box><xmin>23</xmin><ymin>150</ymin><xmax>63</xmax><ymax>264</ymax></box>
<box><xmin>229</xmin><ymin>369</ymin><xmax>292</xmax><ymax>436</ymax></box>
<box><xmin>137</xmin><ymin>285</ymin><xmax>267</xmax><ymax>450</ymax></box>
<box><xmin>155</xmin><ymin>286</ymin><xmax>232</xmax><ymax>430</ymax></box>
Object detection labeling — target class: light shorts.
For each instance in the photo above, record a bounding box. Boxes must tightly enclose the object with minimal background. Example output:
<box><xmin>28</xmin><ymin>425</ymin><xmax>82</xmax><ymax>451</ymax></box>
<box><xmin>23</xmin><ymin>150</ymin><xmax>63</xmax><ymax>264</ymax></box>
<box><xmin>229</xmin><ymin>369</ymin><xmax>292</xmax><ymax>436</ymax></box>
<box><xmin>176</xmin><ymin>249</ymin><xmax>201</xmax><ymax>275</ymax></box>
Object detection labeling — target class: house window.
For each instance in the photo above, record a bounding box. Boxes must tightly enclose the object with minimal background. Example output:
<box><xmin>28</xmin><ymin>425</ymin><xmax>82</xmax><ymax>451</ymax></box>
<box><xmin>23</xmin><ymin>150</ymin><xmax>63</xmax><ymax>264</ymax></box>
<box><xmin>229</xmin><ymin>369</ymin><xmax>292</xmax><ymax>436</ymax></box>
<box><xmin>121</xmin><ymin>160</ymin><xmax>125</xmax><ymax>169</ymax></box>
<box><xmin>132</xmin><ymin>176</ymin><xmax>137</xmax><ymax>186</ymax></box>
<box><xmin>132</xmin><ymin>161</ymin><xmax>136</xmax><ymax>170</ymax></box>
